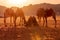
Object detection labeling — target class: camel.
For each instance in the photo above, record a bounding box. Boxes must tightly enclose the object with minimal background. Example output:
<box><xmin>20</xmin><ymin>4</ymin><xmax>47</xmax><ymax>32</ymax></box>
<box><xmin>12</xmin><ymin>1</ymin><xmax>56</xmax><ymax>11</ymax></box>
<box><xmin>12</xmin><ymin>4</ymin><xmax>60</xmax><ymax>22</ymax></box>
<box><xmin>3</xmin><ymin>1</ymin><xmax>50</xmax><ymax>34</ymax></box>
<box><xmin>37</xmin><ymin>8</ymin><xmax>46</xmax><ymax>26</ymax></box>
<box><xmin>4</xmin><ymin>8</ymin><xmax>14</xmax><ymax>27</ymax></box>
<box><xmin>26</xmin><ymin>16</ymin><xmax>39</xmax><ymax>26</ymax></box>
<box><xmin>4</xmin><ymin>7</ymin><xmax>26</xmax><ymax>27</ymax></box>
<box><xmin>11</xmin><ymin>7</ymin><xmax>26</xmax><ymax>26</ymax></box>
<box><xmin>37</xmin><ymin>8</ymin><xmax>57</xmax><ymax>28</ymax></box>
<box><xmin>45</xmin><ymin>8</ymin><xmax>56</xmax><ymax>27</ymax></box>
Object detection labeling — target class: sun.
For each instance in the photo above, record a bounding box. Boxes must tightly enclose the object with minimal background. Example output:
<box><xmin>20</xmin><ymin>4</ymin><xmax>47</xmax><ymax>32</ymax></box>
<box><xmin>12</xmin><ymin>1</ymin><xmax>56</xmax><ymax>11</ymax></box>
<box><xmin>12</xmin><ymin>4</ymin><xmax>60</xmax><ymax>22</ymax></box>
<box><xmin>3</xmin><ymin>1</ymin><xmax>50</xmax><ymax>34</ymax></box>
<box><xmin>7</xmin><ymin>0</ymin><xmax>27</xmax><ymax>7</ymax></box>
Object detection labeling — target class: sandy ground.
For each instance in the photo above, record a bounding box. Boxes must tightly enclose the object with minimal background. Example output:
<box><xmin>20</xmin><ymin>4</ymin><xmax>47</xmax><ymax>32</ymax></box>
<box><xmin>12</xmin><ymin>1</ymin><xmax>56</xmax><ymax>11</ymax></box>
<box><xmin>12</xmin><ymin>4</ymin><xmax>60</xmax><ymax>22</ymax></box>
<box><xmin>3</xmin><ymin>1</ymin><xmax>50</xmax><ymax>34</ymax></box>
<box><xmin>0</xmin><ymin>16</ymin><xmax>60</xmax><ymax>28</ymax></box>
<box><xmin>0</xmin><ymin>16</ymin><xmax>59</xmax><ymax>40</ymax></box>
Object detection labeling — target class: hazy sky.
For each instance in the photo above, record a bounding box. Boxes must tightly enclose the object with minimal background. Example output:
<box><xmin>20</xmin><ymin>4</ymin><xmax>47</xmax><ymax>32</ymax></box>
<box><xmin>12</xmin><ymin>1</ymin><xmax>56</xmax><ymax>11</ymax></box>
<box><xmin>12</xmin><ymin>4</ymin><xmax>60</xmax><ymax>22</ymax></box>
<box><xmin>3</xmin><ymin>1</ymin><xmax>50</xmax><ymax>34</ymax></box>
<box><xmin>0</xmin><ymin>0</ymin><xmax>60</xmax><ymax>7</ymax></box>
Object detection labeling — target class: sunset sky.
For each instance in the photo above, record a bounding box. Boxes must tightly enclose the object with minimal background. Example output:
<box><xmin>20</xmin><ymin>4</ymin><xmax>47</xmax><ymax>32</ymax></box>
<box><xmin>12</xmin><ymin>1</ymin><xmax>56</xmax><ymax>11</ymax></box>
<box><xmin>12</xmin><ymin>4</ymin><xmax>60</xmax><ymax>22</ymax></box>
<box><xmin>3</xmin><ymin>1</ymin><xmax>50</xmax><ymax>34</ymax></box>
<box><xmin>0</xmin><ymin>0</ymin><xmax>60</xmax><ymax>7</ymax></box>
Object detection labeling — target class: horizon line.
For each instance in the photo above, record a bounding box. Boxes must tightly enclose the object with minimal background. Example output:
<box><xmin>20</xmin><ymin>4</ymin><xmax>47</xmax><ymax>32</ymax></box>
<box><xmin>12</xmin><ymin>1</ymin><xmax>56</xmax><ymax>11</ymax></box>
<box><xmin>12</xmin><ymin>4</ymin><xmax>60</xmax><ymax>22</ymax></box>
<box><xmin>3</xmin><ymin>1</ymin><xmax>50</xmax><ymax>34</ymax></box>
<box><xmin>0</xmin><ymin>3</ymin><xmax>60</xmax><ymax>8</ymax></box>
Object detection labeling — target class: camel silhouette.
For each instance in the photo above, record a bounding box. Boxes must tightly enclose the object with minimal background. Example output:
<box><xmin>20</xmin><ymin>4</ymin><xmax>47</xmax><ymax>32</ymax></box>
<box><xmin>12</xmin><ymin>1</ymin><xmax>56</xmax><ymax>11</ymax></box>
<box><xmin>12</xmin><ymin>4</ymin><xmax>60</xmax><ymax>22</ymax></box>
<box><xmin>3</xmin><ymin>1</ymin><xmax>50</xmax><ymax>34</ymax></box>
<box><xmin>37</xmin><ymin>8</ymin><xmax>57</xmax><ymax>28</ymax></box>
<box><xmin>37</xmin><ymin>8</ymin><xmax>46</xmax><ymax>26</ymax></box>
<box><xmin>4</xmin><ymin>7</ymin><xmax>26</xmax><ymax>27</ymax></box>
<box><xmin>26</xmin><ymin>16</ymin><xmax>38</xmax><ymax>26</ymax></box>
<box><xmin>15</xmin><ymin>7</ymin><xmax>26</xmax><ymax>26</ymax></box>
<box><xmin>4</xmin><ymin>8</ymin><xmax>14</xmax><ymax>27</ymax></box>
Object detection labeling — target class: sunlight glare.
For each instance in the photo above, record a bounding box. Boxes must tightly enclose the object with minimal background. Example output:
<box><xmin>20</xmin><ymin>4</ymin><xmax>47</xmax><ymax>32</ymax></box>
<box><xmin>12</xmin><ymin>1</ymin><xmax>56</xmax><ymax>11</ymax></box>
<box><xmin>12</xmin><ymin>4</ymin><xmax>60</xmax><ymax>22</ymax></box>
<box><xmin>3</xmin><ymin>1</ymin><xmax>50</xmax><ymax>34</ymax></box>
<box><xmin>7</xmin><ymin>0</ymin><xmax>27</xmax><ymax>7</ymax></box>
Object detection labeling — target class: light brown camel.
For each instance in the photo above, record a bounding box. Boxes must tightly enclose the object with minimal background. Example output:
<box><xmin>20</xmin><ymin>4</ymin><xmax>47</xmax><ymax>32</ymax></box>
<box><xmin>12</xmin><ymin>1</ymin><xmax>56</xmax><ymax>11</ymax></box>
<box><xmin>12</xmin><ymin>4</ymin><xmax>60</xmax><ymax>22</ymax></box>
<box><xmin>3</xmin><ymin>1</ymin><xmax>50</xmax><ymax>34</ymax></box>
<box><xmin>4</xmin><ymin>7</ymin><xmax>26</xmax><ymax>27</ymax></box>
<box><xmin>4</xmin><ymin>8</ymin><xmax>14</xmax><ymax>27</ymax></box>
<box><xmin>37</xmin><ymin>8</ymin><xmax>56</xmax><ymax>28</ymax></box>
<box><xmin>11</xmin><ymin>7</ymin><xmax>26</xmax><ymax>26</ymax></box>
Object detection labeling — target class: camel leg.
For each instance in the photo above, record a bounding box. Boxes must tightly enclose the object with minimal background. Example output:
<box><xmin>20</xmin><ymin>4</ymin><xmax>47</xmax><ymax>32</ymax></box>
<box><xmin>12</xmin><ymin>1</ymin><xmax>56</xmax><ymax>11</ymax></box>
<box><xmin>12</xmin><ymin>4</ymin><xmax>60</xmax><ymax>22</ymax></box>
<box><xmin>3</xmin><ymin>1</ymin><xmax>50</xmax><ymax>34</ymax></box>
<box><xmin>45</xmin><ymin>17</ymin><xmax>48</xmax><ymax>27</ymax></box>
<box><xmin>39</xmin><ymin>17</ymin><xmax>41</xmax><ymax>23</ymax></box>
<box><xmin>38</xmin><ymin>17</ymin><xmax>41</xmax><ymax>26</ymax></box>
<box><xmin>38</xmin><ymin>17</ymin><xmax>41</xmax><ymax>25</ymax></box>
<box><xmin>23</xmin><ymin>17</ymin><xmax>26</xmax><ymax>26</ymax></box>
<box><xmin>21</xmin><ymin>18</ymin><xmax>24</xmax><ymax>26</ymax></box>
<box><xmin>53</xmin><ymin>16</ymin><xmax>57</xmax><ymax>28</ymax></box>
<box><xmin>43</xmin><ymin>17</ymin><xmax>45</xmax><ymax>27</ymax></box>
<box><xmin>19</xmin><ymin>17</ymin><xmax>21</xmax><ymax>26</ymax></box>
<box><xmin>19</xmin><ymin>17</ymin><xmax>24</xmax><ymax>26</ymax></box>
<box><xmin>4</xmin><ymin>17</ymin><xmax>6</xmax><ymax>27</ymax></box>
<box><xmin>10</xmin><ymin>17</ymin><xmax>12</xmax><ymax>26</ymax></box>
<box><xmin>14</xmin><ymin>17</ymin><xmax>16</xmax><ymax>27</ymax></box>
<box><xmin>22</xmin><ymin>17</ymin><xmax>26</xmax><ymax>26</ymax></box>
<box><xmin>21</xmin><ymin>17</ymin><xmax>24</xmax><ymax>26</ymax></box>
<box><xmin>21</xmin><ymin>18</ymin><xmax>22</xmax><ymax>26</ymax></box>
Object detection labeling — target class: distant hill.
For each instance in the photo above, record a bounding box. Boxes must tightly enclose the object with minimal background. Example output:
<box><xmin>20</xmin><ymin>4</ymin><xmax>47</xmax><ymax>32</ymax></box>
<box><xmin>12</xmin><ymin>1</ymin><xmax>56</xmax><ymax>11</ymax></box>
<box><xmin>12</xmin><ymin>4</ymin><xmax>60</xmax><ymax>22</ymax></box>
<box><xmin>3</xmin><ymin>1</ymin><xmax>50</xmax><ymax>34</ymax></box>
<box><xmin>0</xmin><ymin>3</ymin><xmax>60</xmax><ymax>17</ymax></box>
<box><xmin>22</xmin><ymin>3</ymin><xmax>60</xmax><ymax>16</ymax></box>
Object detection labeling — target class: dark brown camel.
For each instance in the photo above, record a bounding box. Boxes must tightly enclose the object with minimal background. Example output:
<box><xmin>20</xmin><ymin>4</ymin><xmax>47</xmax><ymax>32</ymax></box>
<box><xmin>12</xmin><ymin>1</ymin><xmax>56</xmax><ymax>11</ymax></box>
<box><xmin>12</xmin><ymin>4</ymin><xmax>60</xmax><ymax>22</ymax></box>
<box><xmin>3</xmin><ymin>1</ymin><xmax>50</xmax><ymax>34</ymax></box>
<box><xmin>37</xmin><ymin>8</ymin><xmax>56</xmax><ymax>28</ymax></box>
<box><xmin>26</xmin><ymin>16</ymin><xmax>39</xmax><ymax>26</ymax></box>
<box><xmin>37</xmin><ymin>8</ymin><xmax>46</xmax><ymax>26</ymax></box>
<box><xmin>45</xmin><ymin>8</ymin><xmax>56</xmax><ymax>28</ymax></box>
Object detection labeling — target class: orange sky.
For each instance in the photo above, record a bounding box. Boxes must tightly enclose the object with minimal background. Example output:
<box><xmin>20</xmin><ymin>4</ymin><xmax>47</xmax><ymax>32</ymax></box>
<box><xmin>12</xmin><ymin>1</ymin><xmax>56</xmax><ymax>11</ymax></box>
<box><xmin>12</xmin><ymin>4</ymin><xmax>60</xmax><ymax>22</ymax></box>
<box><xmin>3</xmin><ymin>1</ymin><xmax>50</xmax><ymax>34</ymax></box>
<box><xmin>0</xmin><ymin>0</ymin><xmax>60</xmax><ymax>7</ymax></box>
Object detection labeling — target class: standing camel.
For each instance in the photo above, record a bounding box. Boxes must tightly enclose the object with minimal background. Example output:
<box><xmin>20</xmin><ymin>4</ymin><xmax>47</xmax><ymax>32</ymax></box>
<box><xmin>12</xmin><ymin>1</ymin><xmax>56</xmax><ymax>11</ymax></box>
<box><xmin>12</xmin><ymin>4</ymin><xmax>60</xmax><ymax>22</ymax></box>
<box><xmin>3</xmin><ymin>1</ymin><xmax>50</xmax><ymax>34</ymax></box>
<box><xmin>45</xmin><ymin>8</ymin><xmax>56</xmax><ymax>28</ymax></box>
<box><xmin>37</xmin><ymin>8</ymin><xmax>56</xmax><ymax>28</ymax></box>
<box><xmin>11</xmin><ymin>7</ymin><xmax>26</xmax><ymax>26</ymax></box>
<box><xmin>16</xmin><ymin>8</ymin><xmax>26</xmax><ymax>26</ymax></box>
<box><xmin>4</xmin><ymin>8</ymin><xmax>14</xmax><ymax>27</ymax></box>
<box><xmin>37</xmin><ymin>8</ymin><xmax>46</xmax><ymax>26</ymax></box>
